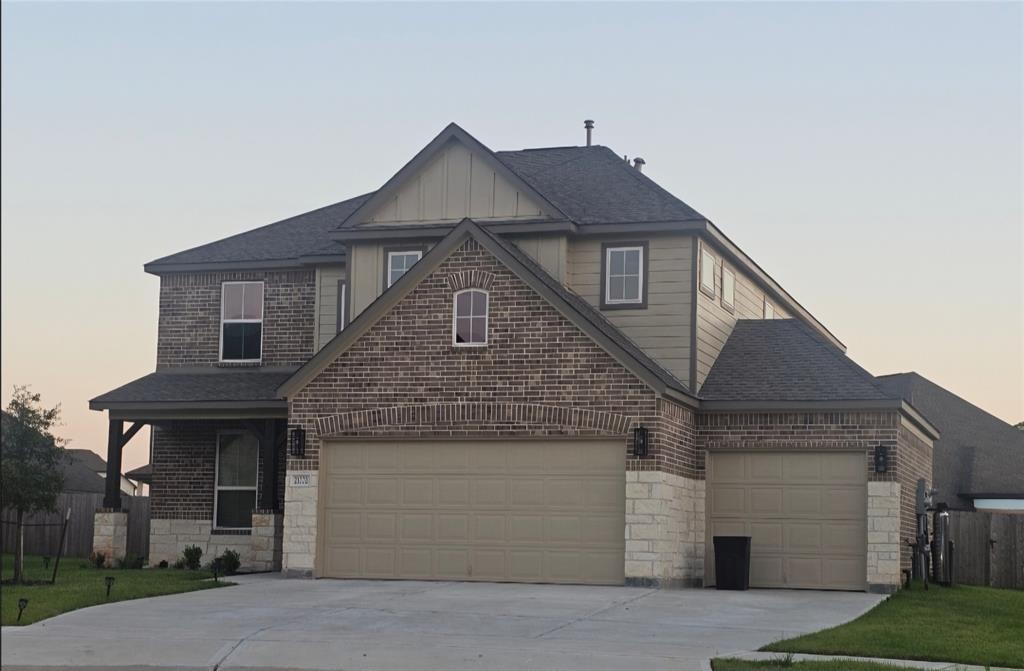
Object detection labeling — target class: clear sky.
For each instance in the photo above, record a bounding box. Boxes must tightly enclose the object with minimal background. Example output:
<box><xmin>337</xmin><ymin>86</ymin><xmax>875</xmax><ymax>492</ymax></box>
<box><xmin>2</xmin><ymin>2</ymin><xmax>1021</xmax><ymax>471</ymax></box>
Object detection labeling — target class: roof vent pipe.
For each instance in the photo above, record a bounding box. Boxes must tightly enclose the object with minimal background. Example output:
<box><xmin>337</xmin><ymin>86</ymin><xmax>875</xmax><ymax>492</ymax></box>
<box><xmin>633</xmin><ymin>157</ymin><xmax>646</xmax><ymax>172</ymax></box>
<box><xmin>584</xmin><ymin>119</ymin><xmax>594</xmax><ymax>146</ymax></box>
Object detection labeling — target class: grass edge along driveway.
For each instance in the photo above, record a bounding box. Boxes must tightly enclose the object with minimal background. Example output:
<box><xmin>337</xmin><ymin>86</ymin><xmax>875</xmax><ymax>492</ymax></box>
<box><xmin>2</xmin><ymin>554</ymin><xmax>228</xmax><ymax>626</ymax></box>
<box><xmin>713</xmin><ymin>658</ymin><xmax>932</xmax><ymax>671</ymax></box>
<box><xmin>762</xmin><ymin>583</ymin><xmax>1024</xmax><ymax>669</ymax></box>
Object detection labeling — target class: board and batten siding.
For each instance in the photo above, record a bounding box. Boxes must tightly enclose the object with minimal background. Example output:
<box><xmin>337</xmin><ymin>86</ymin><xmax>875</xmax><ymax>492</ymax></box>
<box><xmin>348</xmin><ymin>241</ymin><xmax>437</xmax><ymax>320</ymax></box>
<box><xmin>568</xmin><ymin>234</ymin><xmax>693</xmax><ymax>385</ymax></box>
<box><xmin>314</xmin><ymin>265</ymin><xmax>346</xmax><ymax>351</ymax></box>
<box><xmin>367</xmin><ymin>139</ymin><xmax>544</xmax><ymax>224</ymax></box>
<box><xmin>695</xmin><ymin>240</ymin><xmax>790</xmax><ymax>389</ymax></box>
<box><xmin>511</xmin><ymin>235</ymin><xmax>568</xmax><ymax>283</ymax></box>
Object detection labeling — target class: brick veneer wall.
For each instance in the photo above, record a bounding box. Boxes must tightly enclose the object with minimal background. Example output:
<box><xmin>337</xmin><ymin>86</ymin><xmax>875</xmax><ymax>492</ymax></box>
<box><xmin>156</xmin><ymin>270</ymin><xmax>315</xmax><ymax>368</ymax></box>
<box><xmin>896</xmin><ymin>422</ymin><xmax>934</xmax><ymax>572</ymax></box>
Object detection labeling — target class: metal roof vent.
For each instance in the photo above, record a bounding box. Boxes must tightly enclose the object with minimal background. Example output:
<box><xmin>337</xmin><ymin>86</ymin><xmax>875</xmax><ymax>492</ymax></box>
<box><xmin>584</xmin><ymin>119</ymin><xmax>595</xmax><ymax>146</ymax></box>
<box><xmin>633</xmin><ymin>157</ymin><xmax>646</xmax><ymax>172</ymax></box>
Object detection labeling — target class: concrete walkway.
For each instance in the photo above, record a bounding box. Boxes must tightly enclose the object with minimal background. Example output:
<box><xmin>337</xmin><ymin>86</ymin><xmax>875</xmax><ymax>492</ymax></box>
<box><xmin>1</xmin><ymin>573</ymin><xmax>884</xmax><ymax>670</ymax></box>
<box><xmin>730</xmin><ymin>651</ymin><xmax>1022</xmax><ymax>671</ymax></box>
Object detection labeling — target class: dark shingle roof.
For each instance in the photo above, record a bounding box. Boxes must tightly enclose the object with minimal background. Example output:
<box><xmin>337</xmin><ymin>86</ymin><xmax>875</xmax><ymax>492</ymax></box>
<box><xmin>60</xmin><ymin>457</ymin><xmax>108</xmax><ymax>494</ymax></box>
<box><xmin>701</xmin><ymin>319</ymin><xmax>891</xmax><ymax>401</ymax></box>
<box><xmin>125</xmin><ymin>463</ymin><xmax>152</xmax><ymax>485</ymax></box>
<box><xmin>877</xmin><ymin>372</ymin><xmax>1024</xmax><ymax>508</ymax></box>
<box><xmin>145</xmin><ymin>194</ymin><xmax>371</xmax><ymax>271</ymax></box>
<box><xmin>90</xmin><ymin>368</ymin><xmax>295</xmax><ymax>407</ymax></box>
<box><xmin>495</xmin><ymin>146</ymin><xmax>708</xmax><ymax>225</ymax></box>
<box><xmin>66</xmin><ymin>448</ymin><xmax>107</xmax><ymax>472</ymax></box>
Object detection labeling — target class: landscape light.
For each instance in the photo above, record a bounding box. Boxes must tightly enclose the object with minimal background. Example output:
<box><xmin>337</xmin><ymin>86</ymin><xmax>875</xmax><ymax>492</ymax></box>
<box><xmin>17</xmin><ymin>598</ymin><xmax>28</xmax><ymax>623</ymax></box>
<box><xmin>105</xmin><ymin>576</ymin><xmax>115</xmax><ymax>598</ymax></box>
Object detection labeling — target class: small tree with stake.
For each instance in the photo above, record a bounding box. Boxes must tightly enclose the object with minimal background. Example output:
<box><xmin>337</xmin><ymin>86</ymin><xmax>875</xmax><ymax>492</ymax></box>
<box><xmin>1</xmin><ymin>386</ymin><xmax>66</xmax><ymax>584</ymax></box>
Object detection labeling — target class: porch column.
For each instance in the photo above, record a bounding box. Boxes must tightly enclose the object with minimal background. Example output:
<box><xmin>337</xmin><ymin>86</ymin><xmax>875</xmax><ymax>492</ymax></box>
<box><xmin>257</xmin><ymin>419</ymin><xmax>281</xmax><ymax>511</ymax></box>
<box><xmin>104</xmin><ymin>420</ymin><xmax>124</xmax><ymax>510</ymax></box>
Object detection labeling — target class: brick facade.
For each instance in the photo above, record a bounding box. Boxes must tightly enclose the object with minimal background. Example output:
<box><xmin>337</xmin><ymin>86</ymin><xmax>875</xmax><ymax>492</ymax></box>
<box><xmin>157</xmin><ymin>270</ymin><xmax>315</xmax><ymax>368</ymax></box>
<box><xmin>896</xmin><ymin>421</ymin><xmax>934</xmax><ymax>573</ymax></box>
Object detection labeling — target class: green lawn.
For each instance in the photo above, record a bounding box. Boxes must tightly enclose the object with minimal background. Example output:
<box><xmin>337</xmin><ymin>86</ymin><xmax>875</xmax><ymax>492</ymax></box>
<box><xmin>713</xmin><ymin>659</ymin><xmax>929</xmax><ymax>671</ymax></box>
<box><xmin>1</xmin><ymin>555</ymin><xmax>229</xmax><ymax>626</ymax></box>
<box><xmin>763</xmin><ymin>583</ymin><xmax>1024</xmax><ymax>669</ymax></box>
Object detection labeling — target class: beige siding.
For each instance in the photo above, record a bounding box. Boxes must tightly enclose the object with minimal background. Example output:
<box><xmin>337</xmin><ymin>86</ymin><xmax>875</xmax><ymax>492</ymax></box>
<box><xmin>314</xmin><ymin>265</ymin><xmax>346</xmax><ymax>351</ymax></box>
<box><xmin>568</xmin><ymin>234</ymin><xmax>693</xmax><ymax>384</ymax></box>
<box><xmin>511</xmin><ymin>235</ymin><xmax>568</xmax><ymax>283</ymax></box>
<box><xmin>349</xmin><ymin>242</ymin><xmax>435</xmax><ymax>320</ymax></box>
<box><xmin>367</xmin><ymin>139</ymin><xmax>544</xmax><ymax>224</ymax></box>
<box><xmin>695</xmin><ymin>240</ymin><xmax>789</xmax><ymax>389</ymax></box>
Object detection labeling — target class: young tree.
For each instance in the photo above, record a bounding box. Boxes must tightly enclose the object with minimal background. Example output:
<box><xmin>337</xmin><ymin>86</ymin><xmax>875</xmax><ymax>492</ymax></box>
<box><xmin>1</xmin><ymin>386</ymin><xmax>66</xmax><ymax>583</ymax></box>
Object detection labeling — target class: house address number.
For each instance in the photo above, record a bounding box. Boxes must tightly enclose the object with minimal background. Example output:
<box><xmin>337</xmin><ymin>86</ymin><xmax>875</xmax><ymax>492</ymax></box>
<box><xmin>292</xmin><ymin>473</ymin><xmax>312</xmax><ymax>487</ymax></box>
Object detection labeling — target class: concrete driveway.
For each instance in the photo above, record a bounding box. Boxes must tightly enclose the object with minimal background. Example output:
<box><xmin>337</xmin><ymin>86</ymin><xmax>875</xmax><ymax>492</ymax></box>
<box><xmin>1</xmin><ymin>574</ymin><xmax>883</xmax><ymax>671</ymax></box>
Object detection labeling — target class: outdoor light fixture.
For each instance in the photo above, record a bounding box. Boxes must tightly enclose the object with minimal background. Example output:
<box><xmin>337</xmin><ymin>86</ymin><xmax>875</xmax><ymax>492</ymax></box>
<box><xmin>289</xmin><ymin>425</ymin><xmax>306</xmax><ymax>458</ymax></box>
<box><xmin>212</xmin><ymin>558</ymin><xmax>223</xmax><ymax>583</ymax></box>
<box><xmin>105</xmin><ymin>576</ymin><xmax>115</xmax><ymax>598</ymax></box>
<box><xmin>42</xmin><ymin>556</ymin><xmax>50</xmax><ymax>570</ymax></box>
<box><xmin>874</xmin><ymin>445</ymin><xmax>889</xmax><ymax>473</ymax></box>
<box><xmin>633</xmin><ymin>426</ymin><xmax>650</xmax><ymax>458</ymax></box>
<box><xmin>17</xmin><ymin>598</ymin><xmax>28</xmax><ymax>623</ymax></box>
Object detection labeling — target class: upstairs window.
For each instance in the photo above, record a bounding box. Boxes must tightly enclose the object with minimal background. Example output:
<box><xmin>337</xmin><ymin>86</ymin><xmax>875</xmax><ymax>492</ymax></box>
<box><xmin>221</xmin><ymin>282</ymin><xmax>263</xmax><ymax>362</ymax></box>
<box><xmin>764</xmin><ymin>299</ymin><xmax>775</xmax><ymax>319</ymax></box>
<box><xmin>722</xmin><ymin>266</ymin><xmax>736</xmax><ymax>312</ymax></box>
<box><xmin>453</xmin><ymin>289</ymin><xmax>488</xmax><ymax>346</ymax></box>
<box><xmin>602</xmin><ymin>244</ymin><xmax>646</xmax><ymax>308</ymax></box>
<box><xmin>215</xmin><ymin>432</ymin><xmax>258</xmax><ymax>529</ymax></box>
<box><xmin>386</xmin><ymin>250</ymin><xmax>422</xmax><ymax>288</ymax></box>
<box><xmin>700</xmin><ymin>248</ymin><xmax>716</xmax><ymax>297</ymax></box>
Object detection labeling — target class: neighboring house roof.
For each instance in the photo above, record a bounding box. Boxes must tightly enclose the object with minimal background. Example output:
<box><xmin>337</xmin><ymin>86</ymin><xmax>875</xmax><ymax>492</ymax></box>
<box><xmin>877</xmin><ymin>372</ymin><xmax>1024</xmax><ymax>509</ymax></box>
<box><xmin>65</xmin><ymin>448</ymin><xmax>107</xmax><ymax>473</ymax></box>
<box><xmin>125</xmin><ymin>463</ymin><xmax>152</xmax><ymax>485</ymax></box>
<box><xmin>143</xmin><ymin>195</ymin><xmax>371</xmax><ymax>273</ymax></box>
<box><xmin>90</xmin><ymin>367</ymin><xmax>295</xmax><ymax>417</ymax></box>
<box><xmin>701</xmin><ymin>320</ymin><xmax>891</xmax><ymax>402</ymax></box>
<box><xmin>280</xmin><ymin>218</ymin><xmax>694</xmax><ymax>403</ymax></box>
<box><xmin>495</xmin><ymin>146</ymin><xmax>707</xmax><ymax>226</ymax></box>
<box><xmin>60</xmin><ymin>457</ymin><xmax>108</xmax><ymax>494</ymax></box>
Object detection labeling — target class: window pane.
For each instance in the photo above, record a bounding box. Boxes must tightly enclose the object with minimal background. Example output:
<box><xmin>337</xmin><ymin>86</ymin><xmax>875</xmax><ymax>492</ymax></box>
<box><xmin>470</xmin><ymin>316</ymin><xmax>486</xmax><ymax>343</ymax></box>
<box><xmin>471</xmin><ymin>291</ymin><xmax>487</xmax><ymax>316</ymax></box>
<box><xmin>456</xmin><ymin>291</ymin><xmax>472</xmax><ymax>315</ymax></box>
<box><xmin>624</xmin><ymin>276</ymin><xmax>640</xmax><ymax>301</ymax></box>
<box><xmin>455</xmin><ymin>317</ymin><xmax>472</xmax><ymax>343</ymax></box>
<box><xmin>701</xmin><ymin>251</ymin><xmax>715</xmax><ymax>290</ymax></box>
<box><xmin>609</xmin><ymin>276</ymin><xmax>625</xmax><ymax>301</ymax></box>
<box><xmin>609</xmin><ymin>250</ymin><xmax>625</xmax><ymax>275</ymax></box>
<box><xmin>723</xmin><ymin>271</ymin><xmax>735</xmax><ymax>305</ymax></box>
<box><xmin>242</xmin><ymin>283</ymin><xmax>263</xmax><ymax>319</ymax></box>
<box><xmin>218</xmin><ymin>433</ymin><xmax>258</xmax><ymax>486</ymax></box>
<box><xmin>623</xmin><ymin>249</ymin><xmax>640</xmax><ymax>275</ymax></box>
<box><xmin>223</xmin><ymin>284</ymin><xmax>244</xmax><ymax>320</ymax></box>
<box><xmin>222</xmin><ymin>323</ymin><xmax>262</xmax><ymax>360</ymax></box>
<box><xmin>216</xmin><ymin>490</ymin><xmax>256</xmax><ymax>528</ymax></box>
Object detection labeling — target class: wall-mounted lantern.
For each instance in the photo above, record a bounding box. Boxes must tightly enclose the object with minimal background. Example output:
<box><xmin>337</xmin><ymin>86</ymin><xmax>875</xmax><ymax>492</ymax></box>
<box><xmin>289</xmin><ymin>426</ymin><xmax>306</xmax><ymax>458</ymax></box>
<box><xmin>633</xmin><ymin>426</ymin><xmax>650</xmax><ymax>458</ymax></box>
<box><xmin>873</xmin><ymin>445</ymin><xmax>888</xmax><ymax>473</ymax></box>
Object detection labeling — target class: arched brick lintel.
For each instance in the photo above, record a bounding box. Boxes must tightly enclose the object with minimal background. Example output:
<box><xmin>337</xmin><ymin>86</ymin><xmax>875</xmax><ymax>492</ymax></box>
<box><xmin>315</xmin><ymin>402</ymin><xmax>635</xmax><ymax>438</ymax></box>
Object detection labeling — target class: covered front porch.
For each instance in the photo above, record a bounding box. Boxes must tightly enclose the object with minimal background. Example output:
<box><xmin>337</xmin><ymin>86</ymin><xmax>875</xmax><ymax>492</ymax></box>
<box><xmin>89</xmin><ymin>368</ymin><xmax>295</xmax><ymax>571</ymax></box>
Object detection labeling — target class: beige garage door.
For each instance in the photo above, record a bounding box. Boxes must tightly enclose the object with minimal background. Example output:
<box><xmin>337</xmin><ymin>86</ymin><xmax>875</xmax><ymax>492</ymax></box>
<box><xmin>318</xmin><ymin>439</ymin><xmax>625</xmax><ymax>585</ymax></box>
<box><xmin>707</xmin><ymin>451</ymin><xmax>867</xmax><ymax>590</ymax></box>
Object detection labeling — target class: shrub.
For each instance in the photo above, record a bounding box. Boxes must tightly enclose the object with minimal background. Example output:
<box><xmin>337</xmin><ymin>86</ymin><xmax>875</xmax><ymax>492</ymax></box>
<box><xmin>90</xmin><ymin>552</ymin><xmax>106</xmax><ymax>569</ymax></box>
<box><xmin>218</xmin><ymin>549</ymin><xmax>241</xmax><ymax>575</ymax></box>
<box><xmin>182</xmin><ymin>545</ymin><xmax>203</xmax><ymax>570</ymax></box>
<box><xmin>157</xmin><ymin>560</ymin><xmax>168</xmax><ymax>569</ymax></box>
<box><xmin>171</xmin><ymin>558</ymin><xmax>185</xmax><ymax>570</ymax></box>
<box><xmin>116</xmin><ymin>553</ymin><xmax>145</xmax><ymax>570</ymax></box>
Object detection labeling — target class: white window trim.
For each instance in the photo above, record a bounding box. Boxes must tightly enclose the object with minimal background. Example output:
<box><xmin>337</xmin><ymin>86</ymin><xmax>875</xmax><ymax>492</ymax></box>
<box><xmin>452</xmin><ymin>288</ymin><xmax>489</xmax><ymax>347</ymax></box>
<box><xmin>604</xmin><ymin>245</ymin><xmax>645</xmax><ymax>305</ymax></box>
<box><xmin>700</xmin><ymin>248</ymin><xmax>716</xmax><ymax>298</ymax></box>
<box><xmin>721</xmin><ymin>266</ymin><xmax>736</xmax><ymax>311</ymax></box>
<box><xmin>386</xmin><ymin>250</ymin><xmax>423</xmax><ymax>288</ymax></box>
<box><xmin>213</xmin><ymin>430</ymin><xmax>259</xmax><ymax>531</ymax></box>
<box><xmin>219</xmin><ymin>281</ymin><xmax>265</xmax><ymax>363</ymax></box>
<box><xmin>764</xmin><ymin>299</ymin><xmax>775</xmax><ymax>319</ymax></box>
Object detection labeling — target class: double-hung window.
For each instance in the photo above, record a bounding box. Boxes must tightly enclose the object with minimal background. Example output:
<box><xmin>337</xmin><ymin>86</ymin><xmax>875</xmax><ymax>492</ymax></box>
<box><xmin>699</xmin><ymin>248</ymin><xmax>716</xmax><ymax>297</ymax></box>
<box><xmin>221</xmin><ymin>282</ymin><xmax>263</xmax><ymax>362</ymax></box>
<box><xmin>764</xmin><ymin>299</ymin><xmax>775</xmax><ymax>319</ymax></box>
<box><xmin>603</xmin><ymin>244</ymin><xmax>645</xmax><ymax>307</ymax></box>
<box><xmin>386</xmin><ymin>250</ymin><xmax>422</xmax><ymax>288</ymax></box>
<box><xmin>721</xmin><ymin>266</ymin><xmax>736</xmax><ymax>312</ymax></box>
<box><xmin>453</xmin><ymin>289</ymin><xmax>488</xmax><ymax>346</ymax></box>
<box><xmin>214</xmin><ymin>432</ymin><xmax>258</xmax><ymax>529</ymax></box>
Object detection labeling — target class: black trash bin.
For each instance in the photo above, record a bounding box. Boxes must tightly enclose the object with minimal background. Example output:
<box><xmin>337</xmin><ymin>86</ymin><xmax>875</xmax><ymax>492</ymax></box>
<box><xmin>713</xmin><ymin>536</ymin><xmax>751</xmax><ymax>590</ymax></box>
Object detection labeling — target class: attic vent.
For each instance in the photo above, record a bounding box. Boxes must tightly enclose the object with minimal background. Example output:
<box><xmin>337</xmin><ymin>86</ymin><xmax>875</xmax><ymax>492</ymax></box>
<box><xmin>633</xmin><ymin>157</ymin><xmax>646</xmax><ymax>173</ymax></box>
<box><xmin>584</xmin><ymin>119</ymin><xmax>594</xmax><ymax>146</ymax></box>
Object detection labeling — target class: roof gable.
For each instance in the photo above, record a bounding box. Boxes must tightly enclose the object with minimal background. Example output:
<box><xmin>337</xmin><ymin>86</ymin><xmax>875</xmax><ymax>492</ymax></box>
<box><xmin>340</xmin><ymin>124</ymin><xmax>567</xmax><ymax>228</ymax></box>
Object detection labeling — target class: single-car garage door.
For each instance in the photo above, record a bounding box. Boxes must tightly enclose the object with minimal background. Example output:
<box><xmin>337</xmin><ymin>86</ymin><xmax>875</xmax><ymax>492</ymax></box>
<box><xmin>707</xmin><ymin>451</ymin><xmax>867</xmax><ymax>590</ymax></box>
<box><xmin>318</xmin><ymin>439</ymin><xmax>625</xmax><ymax>585</ymax></box>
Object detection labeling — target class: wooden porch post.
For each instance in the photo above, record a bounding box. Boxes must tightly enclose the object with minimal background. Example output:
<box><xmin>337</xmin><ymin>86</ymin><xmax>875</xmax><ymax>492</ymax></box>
<box><xmin>104</xmin><ymin>420</ymin><xmax>124</xmax><ymax>510</ymax></box>
<box><xmin>258</xmin><ymin>419</ymin><xmax>278</xmax><ymax>511</ymax></box>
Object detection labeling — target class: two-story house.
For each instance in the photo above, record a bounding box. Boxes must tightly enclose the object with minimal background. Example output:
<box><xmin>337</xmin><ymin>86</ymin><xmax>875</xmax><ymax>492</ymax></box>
<box><xmin>92</xmin><ymin>123</ymin><xmax>939</xmax><ymax>592</ymax></box>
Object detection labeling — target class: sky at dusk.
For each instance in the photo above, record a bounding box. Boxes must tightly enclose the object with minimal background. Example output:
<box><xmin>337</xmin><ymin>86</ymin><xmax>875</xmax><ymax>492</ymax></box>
<box><xmin>2</xmin><ymin>2</ymin><xmax>1021</xmax><ymax>472</ymax></box>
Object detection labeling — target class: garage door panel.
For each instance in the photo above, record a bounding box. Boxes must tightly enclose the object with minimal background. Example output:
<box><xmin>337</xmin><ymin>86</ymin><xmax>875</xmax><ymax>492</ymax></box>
<box><xmin>320</xmin><ymin>440</ymin><xmax>625</xmax><ymax>585</ymax></box>
<box><xmin>709</xmin><ymin>451</ymin><xmax>866</xmax><ymax>591</ymax></box>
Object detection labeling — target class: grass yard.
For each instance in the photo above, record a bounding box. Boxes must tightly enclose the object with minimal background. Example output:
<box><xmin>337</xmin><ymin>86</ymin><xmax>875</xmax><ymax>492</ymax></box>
<box><xmin>1</xmin><ymin>554</ymin><xmax>228</xmax><ymax>626</ymax></box>
<box><xmin>712</xmin><ymin>659</ymin><xmax>930</xmax><ymax>671</ymax></box>
<box><xmin>763</xmin><ymin>583</ymin><xmax>1024</xmax><ymax>669</ymax></box>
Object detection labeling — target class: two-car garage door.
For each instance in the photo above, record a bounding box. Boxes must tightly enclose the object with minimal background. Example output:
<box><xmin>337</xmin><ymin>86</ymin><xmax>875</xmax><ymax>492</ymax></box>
<box><xmin>707</xmin><ymin>451</ymin><xmax>867</xmax><ymax>590</ymax></box>
<box><xmin>318</xmin><ymin>439</ymin><xmax>625</xmax><ymax>585</ymax></box>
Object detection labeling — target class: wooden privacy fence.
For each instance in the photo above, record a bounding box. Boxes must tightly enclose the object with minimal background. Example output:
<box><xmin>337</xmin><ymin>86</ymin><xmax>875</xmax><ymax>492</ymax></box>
<box><xmin>949</xmin><ymin>510</ymin><xmax>1023</xmax><ymax>589</ymax></box>
<box><xmin>1</xmin><ymin>492</ymin><xmax>150</xmax><ymax>560</ymax></box>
